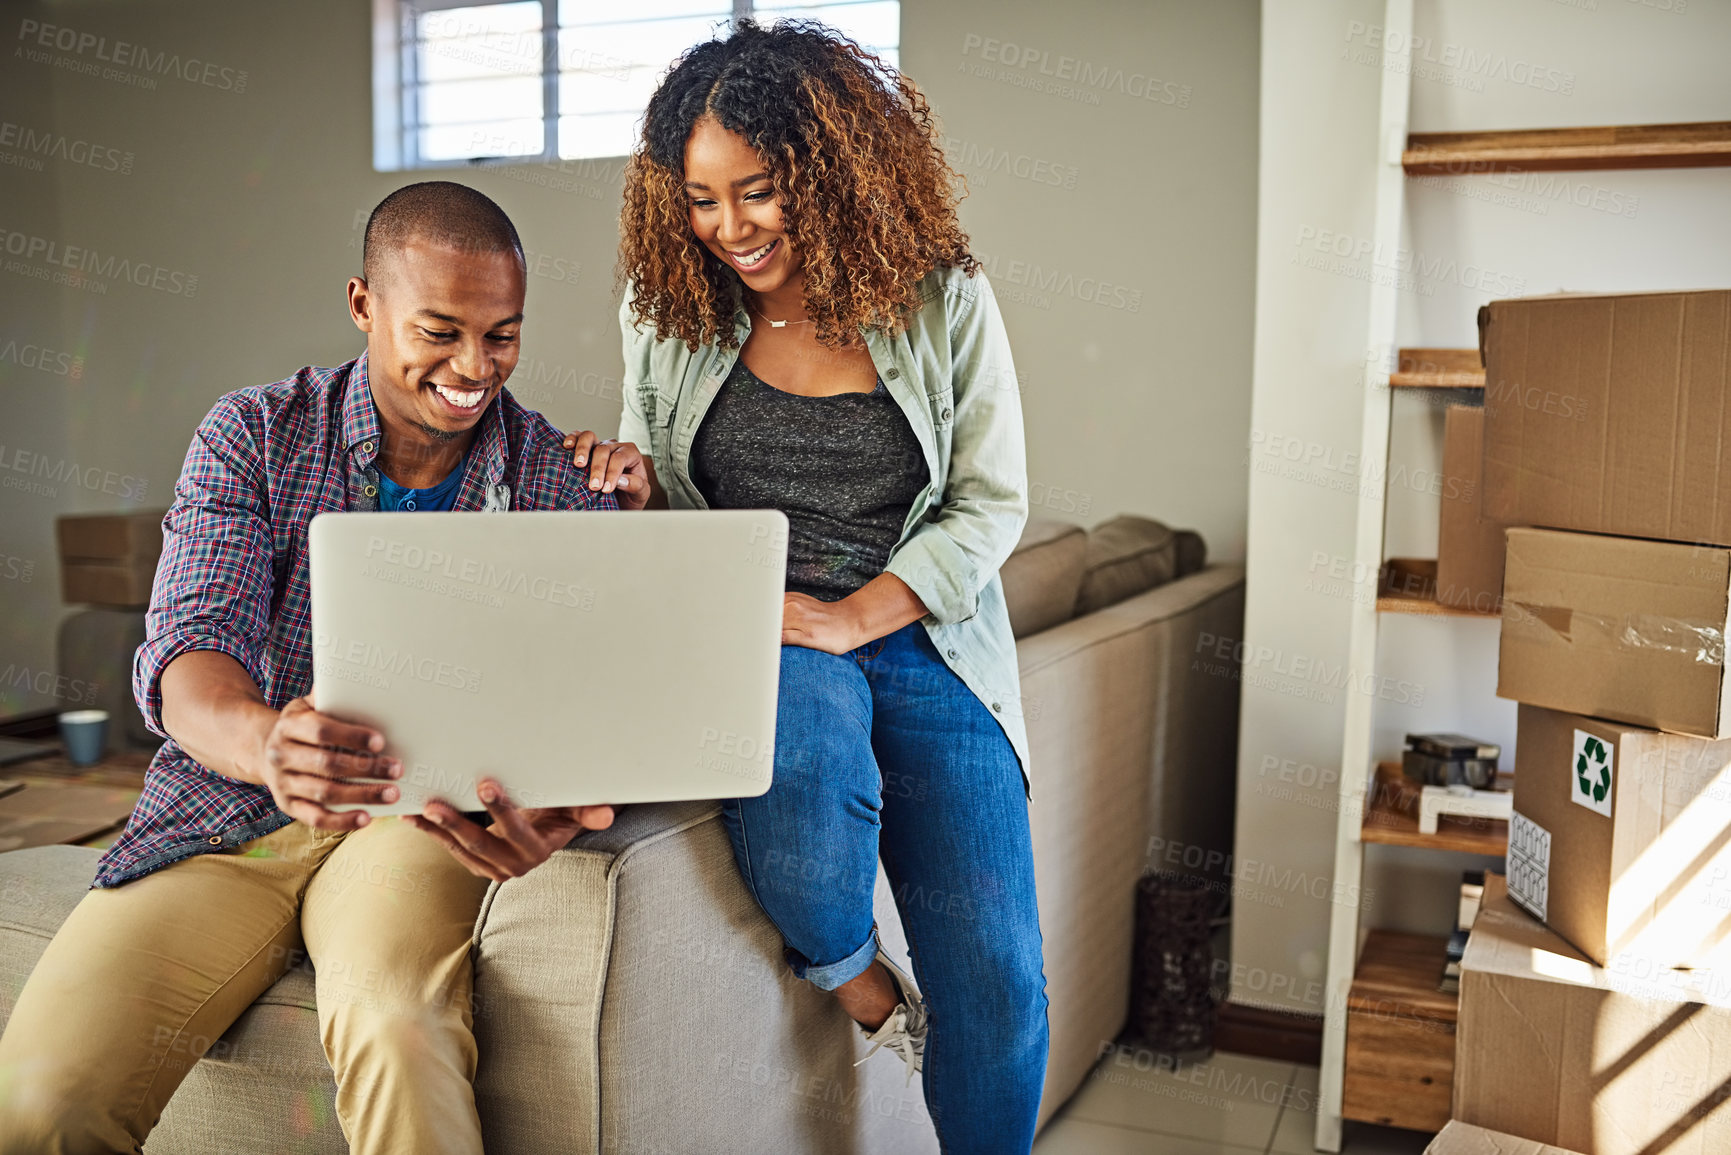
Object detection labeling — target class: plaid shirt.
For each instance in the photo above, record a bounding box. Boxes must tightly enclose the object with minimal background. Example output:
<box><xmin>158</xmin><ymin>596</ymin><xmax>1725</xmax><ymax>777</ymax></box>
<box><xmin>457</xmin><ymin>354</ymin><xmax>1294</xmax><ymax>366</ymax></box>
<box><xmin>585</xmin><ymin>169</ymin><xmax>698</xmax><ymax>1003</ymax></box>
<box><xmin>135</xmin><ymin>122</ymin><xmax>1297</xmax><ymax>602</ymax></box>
<box><xmin>96</xmin><ymin>353</ymin><xmax>615</xmax><ymax>888</ymax></box>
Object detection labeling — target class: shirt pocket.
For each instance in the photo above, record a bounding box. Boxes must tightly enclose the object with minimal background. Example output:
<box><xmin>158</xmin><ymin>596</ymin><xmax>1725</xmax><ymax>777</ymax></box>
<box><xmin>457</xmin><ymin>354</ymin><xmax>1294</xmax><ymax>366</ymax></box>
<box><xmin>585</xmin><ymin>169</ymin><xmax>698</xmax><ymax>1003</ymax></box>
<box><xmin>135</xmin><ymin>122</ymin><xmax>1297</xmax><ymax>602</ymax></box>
<box><xmin>928</xmin><ymin>384</ymin><xmax>956</xmax><ymax>433</ymax></box>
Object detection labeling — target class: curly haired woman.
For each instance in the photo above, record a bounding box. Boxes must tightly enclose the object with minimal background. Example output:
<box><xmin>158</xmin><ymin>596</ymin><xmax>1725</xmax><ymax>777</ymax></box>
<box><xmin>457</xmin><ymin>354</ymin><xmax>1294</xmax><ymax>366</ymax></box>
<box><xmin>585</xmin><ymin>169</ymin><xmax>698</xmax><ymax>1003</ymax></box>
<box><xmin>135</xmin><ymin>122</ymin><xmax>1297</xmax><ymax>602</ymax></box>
<box><xmin>565</xmin><ymin>20</ymin><xmax>1049</xmax><ymax>1151</ymax></box>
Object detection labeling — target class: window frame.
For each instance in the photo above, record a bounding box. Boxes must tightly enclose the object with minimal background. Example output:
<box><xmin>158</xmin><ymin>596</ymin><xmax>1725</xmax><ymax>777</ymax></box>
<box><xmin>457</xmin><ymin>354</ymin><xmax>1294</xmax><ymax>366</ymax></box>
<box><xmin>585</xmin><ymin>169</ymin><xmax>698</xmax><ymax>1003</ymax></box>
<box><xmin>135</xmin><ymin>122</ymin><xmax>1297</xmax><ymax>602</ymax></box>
<box><xmin>374</xmin><ymin>0</ymin><xmax>891</xmax><ymax>172</ymax></box>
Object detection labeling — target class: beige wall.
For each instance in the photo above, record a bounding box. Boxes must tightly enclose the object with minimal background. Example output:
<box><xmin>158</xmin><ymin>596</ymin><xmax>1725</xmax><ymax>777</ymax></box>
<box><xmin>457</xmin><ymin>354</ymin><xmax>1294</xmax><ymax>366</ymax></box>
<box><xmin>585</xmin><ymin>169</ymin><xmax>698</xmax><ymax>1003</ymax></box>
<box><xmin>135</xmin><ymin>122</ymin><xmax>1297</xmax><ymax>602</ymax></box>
<box><xmin>0</xmin><ymin>0</ymin><xmax>1261</xmax><ymax>721</ymax></box>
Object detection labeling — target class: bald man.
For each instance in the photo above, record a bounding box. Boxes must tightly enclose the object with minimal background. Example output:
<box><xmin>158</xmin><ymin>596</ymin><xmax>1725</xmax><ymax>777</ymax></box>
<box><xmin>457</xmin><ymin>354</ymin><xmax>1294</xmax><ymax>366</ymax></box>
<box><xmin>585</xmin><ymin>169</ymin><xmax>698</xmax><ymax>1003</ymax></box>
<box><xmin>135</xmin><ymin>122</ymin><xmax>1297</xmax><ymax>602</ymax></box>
<box><xmin>0</xmin><ymin>182</ymin><xmax>617</xmax><ymax>1155</ymax></box>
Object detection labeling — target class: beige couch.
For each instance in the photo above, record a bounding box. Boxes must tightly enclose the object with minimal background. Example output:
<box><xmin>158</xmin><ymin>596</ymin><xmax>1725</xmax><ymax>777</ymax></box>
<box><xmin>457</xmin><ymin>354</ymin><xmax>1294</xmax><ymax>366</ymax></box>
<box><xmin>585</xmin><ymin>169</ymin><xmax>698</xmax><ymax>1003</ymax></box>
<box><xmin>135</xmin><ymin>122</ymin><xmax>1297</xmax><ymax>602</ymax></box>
<box><xmin>0</xmin><ymin>516</ymin><xmax>1244</xmax><ymax>1153</ymax></box>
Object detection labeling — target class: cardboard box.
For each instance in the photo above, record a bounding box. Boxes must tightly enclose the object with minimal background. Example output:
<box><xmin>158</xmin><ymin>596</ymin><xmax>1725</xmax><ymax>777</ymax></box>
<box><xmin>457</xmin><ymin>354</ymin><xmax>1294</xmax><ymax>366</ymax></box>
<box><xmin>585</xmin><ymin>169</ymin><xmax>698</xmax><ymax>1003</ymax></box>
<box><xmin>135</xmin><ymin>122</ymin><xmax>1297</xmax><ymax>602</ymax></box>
<box><xmin>1481</xmin><ymin>289</ymin><xmax>1731</xmax><ymax>544</ymax></box>
<box><xmin>60</xmin><ymin>561</ymin><xmax>155</xmax><ymax>607</ymax></box>
<box><xmin>1506</xmin><ymin>703</ymin><xmax>1731</xmax><ymax>969</ymax></box>
<box><xmin>1425</xmin><ymin>1121</ymin><xmax>1582</xmax><ymax>1155</ymax></box>
<box><xmin>1498</xmin><ymin>527</ymin><xmax>1731</xmax><ymax>738</ymax></box>
<box><xmin>1437</xmin><ymin>405</ymin><xmax>1507</xmax><ymax>614</ymax></box>
<box><xmin>1455</xmin><ymin>890</ymin><xmax>1731</xmax><ymax>1154</ymax></box>
<box><xmin>55</xmin><ymin>510</ymin><xmax>164</xmax><ymax>608</ymax></box>
<box><xmin>55</xmin><ymin>510</ymin><xmax>164</xmax><ymax>564</ymax></box>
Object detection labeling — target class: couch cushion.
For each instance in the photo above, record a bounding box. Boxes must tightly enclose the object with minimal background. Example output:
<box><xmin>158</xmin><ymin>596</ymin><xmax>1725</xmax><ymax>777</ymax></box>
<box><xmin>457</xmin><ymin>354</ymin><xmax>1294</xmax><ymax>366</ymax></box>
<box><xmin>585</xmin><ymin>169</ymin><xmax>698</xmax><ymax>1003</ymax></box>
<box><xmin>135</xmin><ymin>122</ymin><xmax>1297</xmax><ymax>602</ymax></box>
<box><xmin>0</xmin><ymin>845</ymin><xmax>347</xmax><ymax>1154</ymax></box>
<box><xmin>999</xmin><ymin>519</ymin><xmax>1087</xmax><ymax>638</ymax></box>
<box><xmin>1173</xmin><ymin>530</ymin><xmax>1208</xmax><ymax>578</ymax></box>
<box><xmin>1075</xmin><ymin>516</ymin><xmax>1178</xmax><ymax>615</ymax></box>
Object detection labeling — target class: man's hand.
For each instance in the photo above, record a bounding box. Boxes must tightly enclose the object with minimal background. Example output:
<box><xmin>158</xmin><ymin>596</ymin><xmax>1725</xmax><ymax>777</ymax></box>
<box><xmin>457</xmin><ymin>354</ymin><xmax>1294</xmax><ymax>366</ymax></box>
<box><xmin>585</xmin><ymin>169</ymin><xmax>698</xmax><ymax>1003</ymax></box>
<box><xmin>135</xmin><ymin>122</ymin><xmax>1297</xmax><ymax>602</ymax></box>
<box><xmin>781</xmin><ymin>592</ymin><xmax>870</xmax><ymax>655</ymax></box>
<box><xmin>561</xmin><ymin>430</ymin><xmax>655</xmax><ymax>510</ymax></box>
<box><xmin>405</xmin><ymin>777</ymin><xmax>616</xmax><ymax>882</ymax></box>
<box><xmin>254</xmin><ymin>697</ymin><xmax>402</xmax><ymax>831</ymax></box>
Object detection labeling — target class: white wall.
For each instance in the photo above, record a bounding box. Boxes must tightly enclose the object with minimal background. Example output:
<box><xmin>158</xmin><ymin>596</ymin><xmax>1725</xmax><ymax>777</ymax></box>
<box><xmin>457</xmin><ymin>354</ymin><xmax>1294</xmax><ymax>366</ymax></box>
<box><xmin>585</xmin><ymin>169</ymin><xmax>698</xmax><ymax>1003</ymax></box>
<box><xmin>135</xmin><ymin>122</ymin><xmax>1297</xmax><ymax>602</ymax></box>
<box><xmin>1234</xmin><ymin>0</ymin><xmax>1731</xmax><ymax>1011</ymax></box>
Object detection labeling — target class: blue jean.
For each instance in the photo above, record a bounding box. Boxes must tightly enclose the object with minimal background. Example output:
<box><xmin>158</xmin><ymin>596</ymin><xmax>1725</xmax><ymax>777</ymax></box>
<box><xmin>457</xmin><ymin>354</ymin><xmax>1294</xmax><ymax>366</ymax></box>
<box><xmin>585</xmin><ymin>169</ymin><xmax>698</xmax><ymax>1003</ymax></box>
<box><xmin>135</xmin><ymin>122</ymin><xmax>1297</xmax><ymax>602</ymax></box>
<box><xmin>720</xmin><ymin>623</ymin><xmax>1050</xmax><ymax>1154</ymax></box>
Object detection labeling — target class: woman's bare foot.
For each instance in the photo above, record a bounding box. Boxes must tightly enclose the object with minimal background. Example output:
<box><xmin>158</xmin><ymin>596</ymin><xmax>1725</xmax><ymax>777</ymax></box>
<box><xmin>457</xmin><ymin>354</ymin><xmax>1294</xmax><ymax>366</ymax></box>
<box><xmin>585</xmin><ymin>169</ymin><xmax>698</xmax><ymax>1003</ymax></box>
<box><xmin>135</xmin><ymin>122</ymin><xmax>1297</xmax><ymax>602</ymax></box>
<box><xmin>833</xmin><ymin>961</ymin><xmax>900</xmax><ymax>1030</ymax></box>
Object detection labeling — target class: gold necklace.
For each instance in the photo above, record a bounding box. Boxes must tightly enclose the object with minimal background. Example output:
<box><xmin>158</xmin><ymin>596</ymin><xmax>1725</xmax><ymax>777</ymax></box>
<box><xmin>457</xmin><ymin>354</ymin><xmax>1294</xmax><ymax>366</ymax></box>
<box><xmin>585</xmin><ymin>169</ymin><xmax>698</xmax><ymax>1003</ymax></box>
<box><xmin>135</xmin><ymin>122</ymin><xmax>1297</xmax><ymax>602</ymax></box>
<box><xmin>750</xmin><ymin>307</ymin><xmax>813</xmax><ymax>329</ymax></box>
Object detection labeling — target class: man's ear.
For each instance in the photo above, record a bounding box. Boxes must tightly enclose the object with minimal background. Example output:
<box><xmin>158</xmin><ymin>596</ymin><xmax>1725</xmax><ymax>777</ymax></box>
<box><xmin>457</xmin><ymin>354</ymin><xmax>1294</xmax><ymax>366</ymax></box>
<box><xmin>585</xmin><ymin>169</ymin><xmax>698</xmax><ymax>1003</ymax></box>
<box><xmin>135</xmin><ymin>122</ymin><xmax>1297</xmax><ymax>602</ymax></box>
<box><xmin>347</xmin><ymin>276</ymin><xmax>375</xmax><ymax>333</ymax></box>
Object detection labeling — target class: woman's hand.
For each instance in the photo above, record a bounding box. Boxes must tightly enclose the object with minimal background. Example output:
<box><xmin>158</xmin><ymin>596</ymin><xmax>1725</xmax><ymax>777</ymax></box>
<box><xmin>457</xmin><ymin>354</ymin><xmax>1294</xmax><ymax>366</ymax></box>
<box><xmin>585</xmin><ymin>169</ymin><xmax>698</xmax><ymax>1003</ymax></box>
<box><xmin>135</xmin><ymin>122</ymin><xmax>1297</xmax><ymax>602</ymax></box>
<box><xmin>562</xmin><ymin>431</ymin><xmax>653</xmax><ymax>511</ymax></box>
<box><xmin>781</xmin><ymin>592</ymin><xmax>869</xmax><ymax>655</ymax></box>
<box><xmin>782</xmin><ymin>576</ymin><xmax>931</xmax><ymax>655</ymax></box>
<box><xmin>405</xmin><ymin>777</ymin><xmax>617</xmax><ymax>883</ymax></box>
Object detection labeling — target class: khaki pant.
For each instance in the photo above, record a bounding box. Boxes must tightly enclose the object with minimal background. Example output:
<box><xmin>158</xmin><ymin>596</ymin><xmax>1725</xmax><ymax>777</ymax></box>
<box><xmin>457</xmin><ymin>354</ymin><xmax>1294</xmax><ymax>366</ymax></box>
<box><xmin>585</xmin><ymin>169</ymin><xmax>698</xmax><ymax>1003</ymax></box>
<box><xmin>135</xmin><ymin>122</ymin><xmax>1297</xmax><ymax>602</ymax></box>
<box><xmin>0</xmin><ymin>816</ymin><xmax>490</xmax><ymax>1155</ymax></box>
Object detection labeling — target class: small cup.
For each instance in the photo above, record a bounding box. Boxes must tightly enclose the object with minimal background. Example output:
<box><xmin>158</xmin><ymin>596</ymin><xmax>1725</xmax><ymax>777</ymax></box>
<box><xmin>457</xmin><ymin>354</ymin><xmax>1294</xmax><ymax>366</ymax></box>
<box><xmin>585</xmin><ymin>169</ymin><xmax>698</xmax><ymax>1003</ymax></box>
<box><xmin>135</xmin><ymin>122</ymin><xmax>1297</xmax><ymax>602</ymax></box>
<box><xmin>58</xmin><ymin>709</ymin><xmax>109</xmax><ymax>767</ymax></box>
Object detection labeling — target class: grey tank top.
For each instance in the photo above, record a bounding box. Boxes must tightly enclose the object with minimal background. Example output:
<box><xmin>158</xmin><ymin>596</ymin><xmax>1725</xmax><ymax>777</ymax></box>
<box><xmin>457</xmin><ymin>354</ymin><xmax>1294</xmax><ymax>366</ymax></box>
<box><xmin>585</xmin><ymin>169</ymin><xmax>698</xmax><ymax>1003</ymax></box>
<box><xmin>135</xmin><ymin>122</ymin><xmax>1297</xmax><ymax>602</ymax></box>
<box><xmin>691</xmin><ymin>357</ymin><xmax>930</xmax><ymax>602</ymax></box>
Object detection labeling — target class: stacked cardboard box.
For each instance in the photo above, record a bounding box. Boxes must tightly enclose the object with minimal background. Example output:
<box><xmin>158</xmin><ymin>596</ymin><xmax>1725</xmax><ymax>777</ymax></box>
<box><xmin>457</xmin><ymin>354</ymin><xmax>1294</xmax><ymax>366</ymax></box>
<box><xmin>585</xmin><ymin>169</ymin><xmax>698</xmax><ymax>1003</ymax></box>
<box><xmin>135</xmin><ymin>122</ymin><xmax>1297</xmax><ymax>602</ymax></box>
<box><xmin>1449</xmin><ymin>290</ymin><xmax>1731</xmax><ymax>1152</ymax></box>
<box><xmin>56</xmin><ymin>510</ymin><xmax>165</xmax><ymax>607</ymax></box>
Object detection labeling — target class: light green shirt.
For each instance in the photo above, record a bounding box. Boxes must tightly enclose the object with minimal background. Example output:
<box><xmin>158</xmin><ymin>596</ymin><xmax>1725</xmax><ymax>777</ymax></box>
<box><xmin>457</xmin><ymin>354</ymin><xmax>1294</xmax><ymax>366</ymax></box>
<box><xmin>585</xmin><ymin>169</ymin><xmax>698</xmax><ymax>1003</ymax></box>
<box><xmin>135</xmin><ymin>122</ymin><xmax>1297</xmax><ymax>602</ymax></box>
<box><xmin>618</xmin><ymin>265</ymin><xmax>1032</xmax><ymax>779</ymax></box>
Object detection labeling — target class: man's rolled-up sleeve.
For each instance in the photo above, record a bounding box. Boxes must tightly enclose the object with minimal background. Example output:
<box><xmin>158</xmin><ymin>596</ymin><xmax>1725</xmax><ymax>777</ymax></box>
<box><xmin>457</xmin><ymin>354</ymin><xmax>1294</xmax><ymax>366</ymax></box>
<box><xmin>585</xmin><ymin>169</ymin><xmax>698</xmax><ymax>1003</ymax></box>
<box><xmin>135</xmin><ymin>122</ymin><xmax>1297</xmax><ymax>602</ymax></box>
<box><xmin>884</xmin><ymin>274</ymin><xmax>1029</xmax><ymax>625</ymax></box>
<box><xmin>133</xmin><ymin>399</ymin><xmax>277</xmax><ymax>737</ymax></box>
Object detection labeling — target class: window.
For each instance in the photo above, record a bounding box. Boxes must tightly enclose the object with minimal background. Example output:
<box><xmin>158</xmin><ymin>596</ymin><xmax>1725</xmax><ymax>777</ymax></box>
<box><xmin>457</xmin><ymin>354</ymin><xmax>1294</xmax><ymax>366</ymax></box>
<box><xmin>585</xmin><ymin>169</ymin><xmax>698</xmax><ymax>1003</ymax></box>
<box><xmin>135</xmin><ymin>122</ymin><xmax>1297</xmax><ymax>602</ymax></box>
<box><xmin>373</xmin><ymin>0</ymin><xmax>900</xmax><ymax>171</ymax></box>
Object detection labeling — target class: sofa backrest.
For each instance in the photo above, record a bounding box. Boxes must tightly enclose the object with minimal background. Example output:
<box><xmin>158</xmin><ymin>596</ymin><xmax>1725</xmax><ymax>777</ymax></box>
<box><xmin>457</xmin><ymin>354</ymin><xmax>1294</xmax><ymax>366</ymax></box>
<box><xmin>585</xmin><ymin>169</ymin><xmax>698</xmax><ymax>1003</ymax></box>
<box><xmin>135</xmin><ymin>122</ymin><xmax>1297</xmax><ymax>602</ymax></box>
<box><xmin>1001</xmin><ymin>515</ymin><xmax>1208</xmax><ymax>638</ymax></box>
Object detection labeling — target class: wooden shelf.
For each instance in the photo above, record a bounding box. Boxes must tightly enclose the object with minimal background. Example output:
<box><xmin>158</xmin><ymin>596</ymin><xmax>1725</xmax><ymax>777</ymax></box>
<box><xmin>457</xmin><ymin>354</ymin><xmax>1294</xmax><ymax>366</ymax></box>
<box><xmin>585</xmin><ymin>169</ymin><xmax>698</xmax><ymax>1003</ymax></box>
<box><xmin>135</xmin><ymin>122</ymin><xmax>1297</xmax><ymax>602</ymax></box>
<box><xmin>1404</xmin><ymin>120</ymin><xmax>1731</xmax><ymax>174</ymax></box>
<box><xmin>1363</xmin><ymin>763</ymin><xmax>1509</xmax><ymax>856</ymax></box>
<box><xmin>1389</xmin><ymin>348</ymin><xmax>1484</xmax><ymax>389</ymax></box>
<box><xmin>1348</xmin><ymin>928</ymin><xmax>1458</xmax><ymax>1023</ymax></box>
<box><xmin>1342</xmin><ymin>928</ymin><xmax>1456</xmax><ymax>1132</ymax></box>
<box><xmin>1376</xmin><ymin>558</ymin><xmax>1499</xmax><ymax>618</ymax></box>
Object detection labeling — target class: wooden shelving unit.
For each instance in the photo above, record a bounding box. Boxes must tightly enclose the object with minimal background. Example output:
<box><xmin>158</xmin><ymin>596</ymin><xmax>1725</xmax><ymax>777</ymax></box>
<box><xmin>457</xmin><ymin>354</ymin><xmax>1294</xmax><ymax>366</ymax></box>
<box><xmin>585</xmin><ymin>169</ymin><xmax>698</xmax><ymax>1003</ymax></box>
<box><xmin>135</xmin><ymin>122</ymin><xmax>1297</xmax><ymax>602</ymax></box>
<box><xmin>1376</xmin><ymin>558</ymin><xmax>1499</xmax><ymax>618</ymax></box>
<box><xmin>1403</xmin><ymin>120</ymin><xmax>1731</xmax><ymax>174</ymax></box>
<box><xmin>1388</xmin><ymin>348</ymin><xmax>1483</xmax><ymax>389</ymax></box>
<box><xmin>1362</xmin><ymin>763</ymin><xmax>1509</xmax><ymax>856</ymax></box>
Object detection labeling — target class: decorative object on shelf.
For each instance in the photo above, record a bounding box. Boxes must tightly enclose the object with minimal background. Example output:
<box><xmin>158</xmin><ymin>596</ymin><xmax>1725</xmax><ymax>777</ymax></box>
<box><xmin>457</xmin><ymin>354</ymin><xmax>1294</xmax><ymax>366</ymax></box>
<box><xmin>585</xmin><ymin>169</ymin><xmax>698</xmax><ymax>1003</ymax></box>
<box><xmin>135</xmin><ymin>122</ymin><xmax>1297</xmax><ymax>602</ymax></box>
<box><xmin>1418</xmin><ymin>786</ymin><xmax>1513</xmax><ymax>837</ymax></box>
<box><xmin>1129</xmin><ymin>873</ymin><xmax>1217</xmax><ymax>1060</ymax></box>
<box><xmin>1403</xmin><ymin>733</ymin><xmax>1500</xmax><ymax>789</ymax></box>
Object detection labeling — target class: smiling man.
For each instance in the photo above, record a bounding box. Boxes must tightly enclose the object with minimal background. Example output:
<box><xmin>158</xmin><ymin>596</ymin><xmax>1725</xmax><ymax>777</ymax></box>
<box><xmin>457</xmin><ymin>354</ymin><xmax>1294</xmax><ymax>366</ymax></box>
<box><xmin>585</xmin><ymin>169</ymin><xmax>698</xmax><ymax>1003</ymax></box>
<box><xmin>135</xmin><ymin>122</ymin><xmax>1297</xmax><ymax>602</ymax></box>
<box><xmin>0</xmin><ymin>183</ymin><xmax>615</xmax><ymax>1155</ymax></box>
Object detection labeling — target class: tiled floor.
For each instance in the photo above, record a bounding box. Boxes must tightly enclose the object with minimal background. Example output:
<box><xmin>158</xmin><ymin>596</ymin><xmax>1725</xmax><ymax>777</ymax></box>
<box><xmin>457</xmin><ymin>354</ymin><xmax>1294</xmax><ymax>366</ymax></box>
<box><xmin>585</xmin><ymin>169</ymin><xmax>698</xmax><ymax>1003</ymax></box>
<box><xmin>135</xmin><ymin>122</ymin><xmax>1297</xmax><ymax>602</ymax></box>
<box><xmin>1033</xmin><ymin>1048</ymin><xmax>1434</xmax><ymax>1155</ymax></box>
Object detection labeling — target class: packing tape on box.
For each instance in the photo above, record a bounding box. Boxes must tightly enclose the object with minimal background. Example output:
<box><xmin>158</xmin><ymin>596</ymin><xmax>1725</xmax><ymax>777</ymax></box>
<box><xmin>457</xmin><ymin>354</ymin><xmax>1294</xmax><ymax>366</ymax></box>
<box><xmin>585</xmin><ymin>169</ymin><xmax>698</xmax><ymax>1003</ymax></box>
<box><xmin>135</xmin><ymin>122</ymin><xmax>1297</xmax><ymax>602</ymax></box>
<box><xmin>1504</xmin><ymin>601</ymin><xmax>1725</xmax><ymax>665</ymax></box>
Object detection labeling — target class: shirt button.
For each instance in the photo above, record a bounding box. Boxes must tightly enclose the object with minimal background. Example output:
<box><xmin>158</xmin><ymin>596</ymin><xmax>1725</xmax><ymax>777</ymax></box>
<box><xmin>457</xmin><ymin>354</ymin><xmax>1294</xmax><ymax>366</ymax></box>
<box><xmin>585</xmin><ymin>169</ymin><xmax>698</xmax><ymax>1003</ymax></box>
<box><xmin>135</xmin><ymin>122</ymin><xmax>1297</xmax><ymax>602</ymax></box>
<box><xmin>886</xmin><ymin>368</ymin><xmax>900</xmax><ymax>379</ymax></box>
<box><xmin>207</xmin><ymin>835</ymin><xmax>223</xmax><ymax>845</ymax></box>
<box><xmin>991</xmin><ymin>702</ymin><xmax>1003</xmax><ymax>713</ymax></box>
<box><xmin>364</xmin><ymin>484</ymin><xmax>378</xmax><ymax>497</ymax></box>
<box><xmin>404</xmin><ymin>499</ymin><xmax>417</xmax><ymax>511</ymax></box>
<box><xmin>362</xmin><ymin>440</ymin><xmax>374</xmax><ymax>453</ymax></box>
<box><xmin>941</xmin><ymin>407</ymin><xmax>953</xmax><ymax>421</ymax></box>
<box><xmin>947</xmin><ymin>648</ymin><xmax>959</xmax><ymax>660</ymax></box>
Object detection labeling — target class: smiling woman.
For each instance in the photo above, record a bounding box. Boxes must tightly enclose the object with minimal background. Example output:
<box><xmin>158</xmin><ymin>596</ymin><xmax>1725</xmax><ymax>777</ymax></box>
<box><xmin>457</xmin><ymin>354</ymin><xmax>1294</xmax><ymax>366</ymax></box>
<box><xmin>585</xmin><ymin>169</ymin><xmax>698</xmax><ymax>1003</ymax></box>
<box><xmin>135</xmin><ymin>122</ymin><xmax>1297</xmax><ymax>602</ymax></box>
<box><xmin>564</xmin><ymin>19</ymin><xmax>1048</xmax><ymax>1155</ymax></box>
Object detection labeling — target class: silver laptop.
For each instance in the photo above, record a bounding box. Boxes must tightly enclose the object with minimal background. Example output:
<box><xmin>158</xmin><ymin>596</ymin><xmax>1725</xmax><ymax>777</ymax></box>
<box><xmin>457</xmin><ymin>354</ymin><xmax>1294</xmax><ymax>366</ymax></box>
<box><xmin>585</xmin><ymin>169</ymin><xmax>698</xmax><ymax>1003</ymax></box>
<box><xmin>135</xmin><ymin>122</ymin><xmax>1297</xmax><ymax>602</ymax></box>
<box><xmin>308</xmin><ymin>510</ymin><xmax>787</xmax><ymax>815</ymax></box>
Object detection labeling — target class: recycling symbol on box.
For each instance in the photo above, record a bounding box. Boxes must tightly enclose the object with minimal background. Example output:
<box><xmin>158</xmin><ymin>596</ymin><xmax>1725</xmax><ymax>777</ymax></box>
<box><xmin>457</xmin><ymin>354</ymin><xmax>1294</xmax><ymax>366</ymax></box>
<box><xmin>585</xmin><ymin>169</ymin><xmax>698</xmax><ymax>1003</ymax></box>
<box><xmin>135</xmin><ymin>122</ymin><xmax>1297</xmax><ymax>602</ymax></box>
<box><xmin>1571</xmin><ymin>729</ymin><xmax>1614</xmax><ymax>817</ymax></box>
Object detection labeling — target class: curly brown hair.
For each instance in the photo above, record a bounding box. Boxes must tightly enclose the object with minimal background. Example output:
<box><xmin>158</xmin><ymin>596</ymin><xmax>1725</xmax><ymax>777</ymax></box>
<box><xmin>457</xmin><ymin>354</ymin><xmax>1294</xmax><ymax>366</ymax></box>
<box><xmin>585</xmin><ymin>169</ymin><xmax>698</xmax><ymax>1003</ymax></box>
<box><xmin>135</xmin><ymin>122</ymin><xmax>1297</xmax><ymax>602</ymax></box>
<box><xmin>618</xmin><ymin>19</ymin><xmax>977</xmax><ymax>350</ymax></box>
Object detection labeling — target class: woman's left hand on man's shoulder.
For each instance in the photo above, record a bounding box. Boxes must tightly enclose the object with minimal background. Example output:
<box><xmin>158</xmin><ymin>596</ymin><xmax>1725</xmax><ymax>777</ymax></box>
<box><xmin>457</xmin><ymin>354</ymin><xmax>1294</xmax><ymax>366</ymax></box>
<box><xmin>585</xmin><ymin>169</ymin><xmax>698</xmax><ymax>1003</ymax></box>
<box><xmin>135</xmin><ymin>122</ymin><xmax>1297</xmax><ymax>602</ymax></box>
<box><xmin>562</xmin><ymin>430</ymin><xmax>654</xmax><ymax>511</ymax></box>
